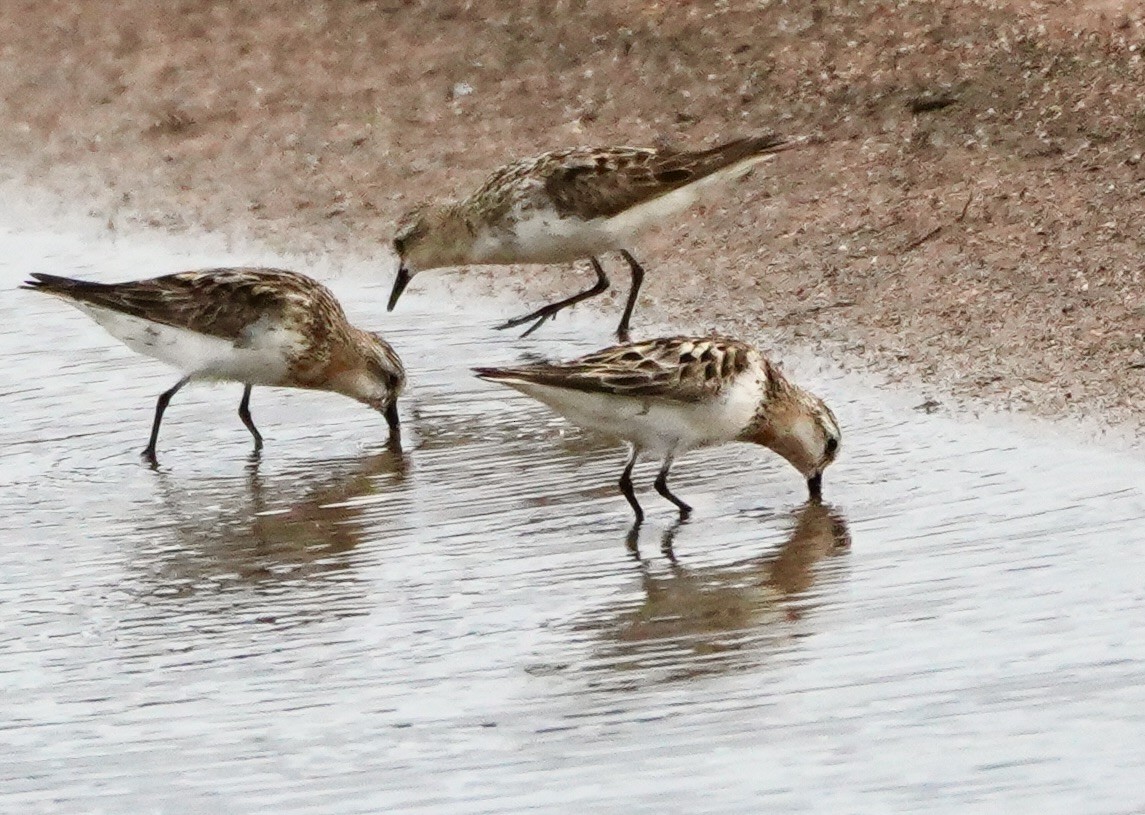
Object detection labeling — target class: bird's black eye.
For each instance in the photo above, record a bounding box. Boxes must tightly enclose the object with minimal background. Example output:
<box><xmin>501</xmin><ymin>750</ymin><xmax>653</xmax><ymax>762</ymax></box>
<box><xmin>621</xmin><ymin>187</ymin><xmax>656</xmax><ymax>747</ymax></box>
<box><xmin>825</xmin><ymin>437</ymin><xmax>839</xmax><ymax>455</ymax></box>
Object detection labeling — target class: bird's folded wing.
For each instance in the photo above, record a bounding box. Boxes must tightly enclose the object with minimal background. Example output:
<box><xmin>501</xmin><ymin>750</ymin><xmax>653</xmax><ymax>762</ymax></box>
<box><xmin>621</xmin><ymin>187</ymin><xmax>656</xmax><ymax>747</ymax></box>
<box><xmin>542</xmin><ymin>136</ymin><xmax>787</xmax><ymax>220</ymax></box>
<box><xmin>42</xmin><ymin>268</ymin><xmax>318</xmax><ymax>341</ymax></box>
<box><xmin>488</xmin><ymin>336</ymin><xmax>754</xmax><ymax>403</ymax></box>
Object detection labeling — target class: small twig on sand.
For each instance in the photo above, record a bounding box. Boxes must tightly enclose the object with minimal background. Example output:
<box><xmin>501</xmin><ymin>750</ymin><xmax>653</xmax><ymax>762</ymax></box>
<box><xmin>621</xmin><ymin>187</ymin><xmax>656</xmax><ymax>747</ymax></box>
<box><xmin>956</xmin><ymin>191</ymin><xmax>974</xmax><ymax>222</ymax></box>
<box><xmin>907</xmin><ymin>94</ymin><xmax>958</xmax><ymax>114</ymax></box>
<box><xmin>901</xmin><ymin>192</ymin><xmax>973</xmax><ymax>253</ymax></box>
<box><xmin>900</xmin><ymin>225</ymin><xmax>944</xmax><ymax>253</ymax></box>
<box><xmin>803</xmin><ymin>299</ymin><xmax>857</xmax><ymax>315</ymax></box>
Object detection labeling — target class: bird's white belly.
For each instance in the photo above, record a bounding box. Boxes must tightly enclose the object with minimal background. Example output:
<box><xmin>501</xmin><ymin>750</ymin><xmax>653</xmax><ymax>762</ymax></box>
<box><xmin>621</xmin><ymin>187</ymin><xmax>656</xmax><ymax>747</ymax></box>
<box><xmin>509</xmin><ymin>381</ymin><xmax>748</xmax><ymax>456</ymax></box>
<box><xmin>473</xmin><ymin>211</ymin><xmax>621</xmax><ymax>265</ymax></box>
<box><xmin>75</xmin><ymin>305</ymin><xmax>294</xmax><ymax>385</ymax></box>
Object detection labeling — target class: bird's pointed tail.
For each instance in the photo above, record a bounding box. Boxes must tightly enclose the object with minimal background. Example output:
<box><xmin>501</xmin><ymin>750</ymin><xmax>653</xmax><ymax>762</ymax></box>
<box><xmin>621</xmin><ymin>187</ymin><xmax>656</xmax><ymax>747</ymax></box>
<box><xmin>20</xmin><ymin>272</ymin><xmax>110</xmax><ymax>298</ymax></box>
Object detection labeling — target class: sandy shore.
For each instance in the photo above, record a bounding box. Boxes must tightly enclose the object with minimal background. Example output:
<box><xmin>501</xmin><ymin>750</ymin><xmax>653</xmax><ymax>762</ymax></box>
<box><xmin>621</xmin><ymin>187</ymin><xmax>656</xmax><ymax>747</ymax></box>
<box><xmin>1</xmin><ymin>0</ymin><xmax>1143</xmax><ymax>434</ymax></box>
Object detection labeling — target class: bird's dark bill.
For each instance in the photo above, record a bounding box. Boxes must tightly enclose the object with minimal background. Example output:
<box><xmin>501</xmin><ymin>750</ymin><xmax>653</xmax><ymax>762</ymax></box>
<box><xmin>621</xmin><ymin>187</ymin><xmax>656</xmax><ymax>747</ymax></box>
<box><xmin>387</xmin><ymin>266</ymin><xmax>411</xmax><ymax>311</ymax></box>
<box><xmin>807</xmin><ymin>473</ymin><xmax>823</xmax><ymax>501</ymax></box>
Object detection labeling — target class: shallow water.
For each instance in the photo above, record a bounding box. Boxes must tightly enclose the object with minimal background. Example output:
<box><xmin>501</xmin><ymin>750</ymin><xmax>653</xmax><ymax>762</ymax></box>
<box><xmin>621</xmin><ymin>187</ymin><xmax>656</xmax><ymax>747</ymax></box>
<box><xmin>2</xmin><ymin>222</ymin><xmax>1144</xmax><ymax>814</ymax></box>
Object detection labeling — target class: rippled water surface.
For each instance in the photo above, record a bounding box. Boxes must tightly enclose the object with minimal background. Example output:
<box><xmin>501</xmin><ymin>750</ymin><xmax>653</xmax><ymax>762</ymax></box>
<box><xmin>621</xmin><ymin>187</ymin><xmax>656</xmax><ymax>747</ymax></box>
<box><xmin>2</xmin><ymin>223</ymin><xmax>1144</xmax><ymax>813</ymax></box>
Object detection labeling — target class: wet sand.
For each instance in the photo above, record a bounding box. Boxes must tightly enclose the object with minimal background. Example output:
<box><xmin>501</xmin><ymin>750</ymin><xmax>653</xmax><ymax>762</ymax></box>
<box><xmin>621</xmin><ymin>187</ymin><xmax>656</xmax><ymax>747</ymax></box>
<box><xmin>0</xmin><ymin>0</ymin><xmax>1143</xmax><ymax>434</ymax></box>
<box><xmin>3</xmin><ymin>222</ymin><xmax>1145</xmax><ymax>812</ymax></box>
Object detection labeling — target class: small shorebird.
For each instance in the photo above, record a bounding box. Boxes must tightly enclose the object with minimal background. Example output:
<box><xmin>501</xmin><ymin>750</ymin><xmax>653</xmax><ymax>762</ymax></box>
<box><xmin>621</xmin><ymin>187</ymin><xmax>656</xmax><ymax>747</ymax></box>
<box><xmin>23</xmin><ymin>268</ymin><xmax>406</xmax><ymax>463</ymax></box>
<box><xmin>389</xmin><ymin>134</ymin><xmax>798</xmax><ymax>341</ymax></box>
<box><xmin>475</xmin><ymin>335</ymin><xmax>840</xmax><ymax>523</ymax></box>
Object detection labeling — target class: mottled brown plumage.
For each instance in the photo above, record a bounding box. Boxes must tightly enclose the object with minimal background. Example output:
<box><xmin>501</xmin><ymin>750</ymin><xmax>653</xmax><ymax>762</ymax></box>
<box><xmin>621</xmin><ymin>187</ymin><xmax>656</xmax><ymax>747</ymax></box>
<box><xmin>538</xmin><ymin>135</ymin><xmax>788</xmax><ymax>220</ymax></box>
<box><xmin>24</xmin><ymin>267</ymin><xmax>405</xmax><ymax>462</ymax></box>
<box><xmin>483</xmin><ymin>336</ymin><xmax>758</xmax><ymax>403</ymax></box>
<box><xmin>390</xmin><ymin>133</ymin><xmax>800</xmax><ymax>340</ymax></box>
<box><xmin>27</xmin><ymin>268</ymin><xmax>332</xmax><ymax>342</ymax></box>
<box><xmin>475</xmin><ymin>335</ymin><xmax>840</xmax><ymax>522</ymax></box>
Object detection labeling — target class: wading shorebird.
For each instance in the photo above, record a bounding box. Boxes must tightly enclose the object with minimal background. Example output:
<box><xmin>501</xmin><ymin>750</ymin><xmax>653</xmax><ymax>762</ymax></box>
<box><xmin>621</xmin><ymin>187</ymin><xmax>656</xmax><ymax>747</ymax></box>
<box><xmin>475</xmin><ymin>335</ymin><xmax>840</xmax><ymax>523</ymax></box>
<box><xmin>389</xmin><ymin>134</ymin><xmax>799</xmax><ymax>341</ymax></box>
<box><xmin>23</xmin><ymin>268</ymin><xmax>406</xmax><ymax>463</ymax></box>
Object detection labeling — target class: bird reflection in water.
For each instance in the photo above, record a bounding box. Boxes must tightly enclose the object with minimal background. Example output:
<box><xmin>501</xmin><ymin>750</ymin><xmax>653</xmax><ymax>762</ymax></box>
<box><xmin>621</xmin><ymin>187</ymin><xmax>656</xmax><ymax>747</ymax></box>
<box><xmin>578</xmin><ymin>501</ymin><xmax>851</xmax><ymax>684</ymax></box>
<box><xmin>133</xmin><ymin>448</ymin><xmax>409</xmax><ymax>616</ymax></box>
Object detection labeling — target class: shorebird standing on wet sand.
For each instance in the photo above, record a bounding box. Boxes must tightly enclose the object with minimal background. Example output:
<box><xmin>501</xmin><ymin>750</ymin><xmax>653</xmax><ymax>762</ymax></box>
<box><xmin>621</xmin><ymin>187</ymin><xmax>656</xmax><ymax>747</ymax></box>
<box><xmin>23</xmin><ymin>268</ymin><xmax>406</xmax><ymax>463</ymax></box>
<box><xmin>389</xmin><ymin>134</ymin><xmax>799</xmax><ymax>341</ymax></box>
<box><xmin>475</xmin><ymin>335</ymin><xmax>841</xmax><ymax>524</ymax></box>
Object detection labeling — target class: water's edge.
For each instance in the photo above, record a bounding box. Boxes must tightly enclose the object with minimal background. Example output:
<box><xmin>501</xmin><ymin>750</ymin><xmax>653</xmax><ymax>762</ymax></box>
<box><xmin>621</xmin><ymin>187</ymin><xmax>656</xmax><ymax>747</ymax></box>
<box><xmin>3</xmin><ymin>217</ymin><xmax>1144</xmax><ymax>813</ymax></box>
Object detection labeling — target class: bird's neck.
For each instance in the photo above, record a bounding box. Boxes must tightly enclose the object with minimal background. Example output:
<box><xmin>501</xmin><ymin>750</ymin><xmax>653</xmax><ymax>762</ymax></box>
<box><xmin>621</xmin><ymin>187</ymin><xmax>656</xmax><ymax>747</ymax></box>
<box><xmin>429</xmin><ymin>202</ymin><xmax>482</xmax><ymax>267</ymax></box>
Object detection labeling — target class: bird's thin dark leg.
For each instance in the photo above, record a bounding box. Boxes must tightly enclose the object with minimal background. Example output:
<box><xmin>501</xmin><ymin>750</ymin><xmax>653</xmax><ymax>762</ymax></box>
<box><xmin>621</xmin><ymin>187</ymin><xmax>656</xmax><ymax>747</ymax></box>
<box><xmin>615</xmin><ymin>250</ymin><xmax>646</xmax><ymax>343</ymax></box>
<box><xmin>619</xmin><ymin>446</ymin><xmax>644</xmax><ymax>525</ymax></box>
<box><xmin>142</xmin><ymin>375</ymin><xmax>191</xmax><ymax>464</ymax></box>
<box><xmin>495</xmin><ymin>257</ymin><xmax>610</xmax><ymax>337</ymax></box>
<box><xmin>237</xmin><ymin>385</ymin><xmax>264</xmax><ymax>452</ymax></box>
<box><xmin>383</xmin><ymin>400</ymin><xmax>403</xmax><ymax>453</ymax></box>
<box><xmin>653</xmin><ymin>454</ymin><xmax>692</xmax><ymax>520</ymax></box>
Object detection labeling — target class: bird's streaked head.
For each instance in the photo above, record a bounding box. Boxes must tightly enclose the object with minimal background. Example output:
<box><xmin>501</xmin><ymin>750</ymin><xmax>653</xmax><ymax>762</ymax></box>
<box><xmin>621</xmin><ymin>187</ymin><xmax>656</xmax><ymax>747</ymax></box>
<box><xmin>337</xmin><ymin>329</ymin><xmax>406</xmax><ymax>413</ymax></box>
<box><xmin>388</xmin><ymin>203</ymin><xmax>472</xmax><ymax>310</ymax></box>
<box><xmin>740</xmin><ymin>379</ymin><xmax>841</xmax><ymax>501</ymax></box>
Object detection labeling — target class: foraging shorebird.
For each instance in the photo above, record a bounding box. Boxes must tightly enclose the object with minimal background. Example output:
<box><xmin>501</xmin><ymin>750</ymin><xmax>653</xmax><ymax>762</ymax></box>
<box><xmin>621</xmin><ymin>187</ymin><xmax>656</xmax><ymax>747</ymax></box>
<box><xmin>475</xmin><ymin>335</ymin><xmax>840</xmax><ymax>523</ymax></box>
<box><xmin>389</xmin><ymin>134</ymin><xmax>798</xmax><ymax>341</ymax></box>
<box><xmin>23</xmin><ymin>268</ymin><xmax>406</xmax><ymax>463</ymax></box>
